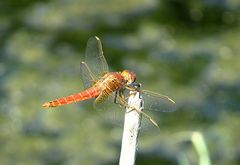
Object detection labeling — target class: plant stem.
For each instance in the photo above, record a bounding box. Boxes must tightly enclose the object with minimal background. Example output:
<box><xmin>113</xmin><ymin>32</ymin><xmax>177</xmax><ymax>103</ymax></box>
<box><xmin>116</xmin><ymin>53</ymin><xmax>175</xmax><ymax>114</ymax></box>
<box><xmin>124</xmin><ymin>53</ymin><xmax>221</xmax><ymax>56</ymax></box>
<box><xmin>119</xmin><ymin>86</ymin><xmax>143</xmax><ymax>165</ymax></box>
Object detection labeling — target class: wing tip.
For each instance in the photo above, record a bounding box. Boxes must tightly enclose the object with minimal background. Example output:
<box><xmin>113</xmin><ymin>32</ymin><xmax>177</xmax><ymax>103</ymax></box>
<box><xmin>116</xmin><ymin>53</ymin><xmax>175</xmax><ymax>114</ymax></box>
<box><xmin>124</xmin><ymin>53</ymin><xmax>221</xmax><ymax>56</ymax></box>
<box><xmin>169</xmin><ymin>98</ymin><xmax>176</xmax><ymax>104</ymax></box>
<box><xmin>94</xmin><ymin>36</ymin><xmax>100</xmax><ymax>41</ymax></box>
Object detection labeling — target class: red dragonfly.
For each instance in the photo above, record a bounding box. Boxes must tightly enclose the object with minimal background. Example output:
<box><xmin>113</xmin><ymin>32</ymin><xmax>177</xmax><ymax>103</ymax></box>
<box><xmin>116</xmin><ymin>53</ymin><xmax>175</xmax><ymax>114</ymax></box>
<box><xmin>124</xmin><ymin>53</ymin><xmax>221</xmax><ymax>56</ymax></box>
<box><xmin>42</xmin><ymin>36</ymin><xmax>175</xmax><ymax>127</ymax></box>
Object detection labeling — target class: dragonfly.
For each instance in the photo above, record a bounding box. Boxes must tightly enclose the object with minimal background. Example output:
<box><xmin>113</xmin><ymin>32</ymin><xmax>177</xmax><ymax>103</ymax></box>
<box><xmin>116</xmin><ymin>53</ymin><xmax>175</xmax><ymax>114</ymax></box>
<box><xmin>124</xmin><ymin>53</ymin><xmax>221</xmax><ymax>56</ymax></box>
<box><xmin>42</xmin><ymin>36</ymin><xmax>175</xmax><ymax>127</ymax></box>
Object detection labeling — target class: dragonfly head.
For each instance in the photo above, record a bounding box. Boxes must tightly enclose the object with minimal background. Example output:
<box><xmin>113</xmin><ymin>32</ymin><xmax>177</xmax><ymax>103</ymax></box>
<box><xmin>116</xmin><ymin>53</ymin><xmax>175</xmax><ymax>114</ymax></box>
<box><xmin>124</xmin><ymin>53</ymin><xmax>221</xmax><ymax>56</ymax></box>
<box><xmin>121</xmin><ymin>70</ymin><xmax>136</xmax><ymax>85</ymax></box>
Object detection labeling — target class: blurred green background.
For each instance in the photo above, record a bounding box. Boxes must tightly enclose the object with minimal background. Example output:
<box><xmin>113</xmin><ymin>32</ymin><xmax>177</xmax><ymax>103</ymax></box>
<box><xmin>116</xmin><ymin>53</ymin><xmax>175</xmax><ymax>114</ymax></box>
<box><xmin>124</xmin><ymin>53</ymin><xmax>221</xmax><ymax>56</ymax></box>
<box><xmin>1</xmin><ymin>0</ymin><xmax>240</xmax><ymax>164</ymax></box>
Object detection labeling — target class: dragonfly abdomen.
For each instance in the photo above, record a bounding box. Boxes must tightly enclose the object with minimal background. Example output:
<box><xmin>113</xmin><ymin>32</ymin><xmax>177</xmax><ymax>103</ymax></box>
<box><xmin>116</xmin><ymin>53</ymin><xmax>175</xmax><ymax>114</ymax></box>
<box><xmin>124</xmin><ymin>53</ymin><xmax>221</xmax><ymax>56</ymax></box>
<box><xmin>42</xmin><ymin>86</ymin><xmax>100</xmax><ymax>107</ymax></box>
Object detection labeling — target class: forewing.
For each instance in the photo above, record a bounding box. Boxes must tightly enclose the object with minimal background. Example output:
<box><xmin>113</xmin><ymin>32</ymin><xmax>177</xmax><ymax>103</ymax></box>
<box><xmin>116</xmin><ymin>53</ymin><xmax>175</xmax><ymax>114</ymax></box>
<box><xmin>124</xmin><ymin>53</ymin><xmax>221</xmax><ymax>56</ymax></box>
<box><xmin>142</xmin><ymin>90</ymin><xmax>176</xmax><ymax>112</ymax></box>
<box><xmin>85</xmin><ymin>36</ymin><xmax>109</xmax><ymax>79</ymax></box>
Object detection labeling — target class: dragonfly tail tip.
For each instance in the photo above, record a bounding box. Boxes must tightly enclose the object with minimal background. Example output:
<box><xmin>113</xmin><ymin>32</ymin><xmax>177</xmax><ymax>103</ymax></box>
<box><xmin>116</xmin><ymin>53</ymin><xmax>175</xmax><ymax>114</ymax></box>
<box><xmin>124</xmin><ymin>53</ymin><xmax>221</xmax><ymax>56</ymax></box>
<box><xmin>42</xmin><ymin>102</ymin><xmax>51</xmax><ymax>108</ymax></box>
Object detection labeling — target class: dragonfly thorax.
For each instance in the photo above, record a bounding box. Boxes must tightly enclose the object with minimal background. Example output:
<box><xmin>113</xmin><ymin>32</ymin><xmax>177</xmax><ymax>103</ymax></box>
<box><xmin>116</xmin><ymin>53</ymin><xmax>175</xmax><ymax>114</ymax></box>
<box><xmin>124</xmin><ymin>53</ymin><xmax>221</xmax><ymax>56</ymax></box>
<box><xmin>121</xmin><ymin>70</ymin><xmax>136</xmax><ymax>85</ymax></box>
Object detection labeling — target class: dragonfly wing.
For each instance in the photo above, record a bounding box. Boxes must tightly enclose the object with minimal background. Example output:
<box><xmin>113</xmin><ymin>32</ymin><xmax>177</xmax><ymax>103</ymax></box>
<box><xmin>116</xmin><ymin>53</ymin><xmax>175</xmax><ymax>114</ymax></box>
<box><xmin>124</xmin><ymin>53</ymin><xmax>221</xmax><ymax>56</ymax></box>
<box><xmin>84</xmin><ymin>36</ymin><xmax>109</xmax><ymax>78</ymax></box>
<box><xmin>80</xmin><ymin>61</ymin><xmax>97</xmax><ymax>89</ymax></box>
<box><xmin>141</xmin><ymin>90</ymin><xmax>176</xmax><ymax>112</ymax></box>
<box><xmin>80</xmin><ymin>36</ymin><xmax>109</xmax><ymax>89</ymax></box>
<box><xmin>91</xmin><ymin>92</ymin><xmax>126</xmax><ymax>127</ymax></box>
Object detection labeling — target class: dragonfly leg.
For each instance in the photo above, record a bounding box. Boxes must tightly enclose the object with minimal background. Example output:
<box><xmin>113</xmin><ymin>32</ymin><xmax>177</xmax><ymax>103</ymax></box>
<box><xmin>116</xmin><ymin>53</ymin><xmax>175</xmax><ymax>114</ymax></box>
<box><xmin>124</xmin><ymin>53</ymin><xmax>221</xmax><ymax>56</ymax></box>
<box><xmin>114</xmin><ymin>89</ymin><xmax>127</xmax><ymax>109</ymax></box>
<box><xmin>114</xmin><ymin>91</ymin><xmax>118</xmax><ymax>104</ymax></box>
<box><xmin>119</xmin><ymin>89</ymin><xmax>125</xmax><ymax>100</ymax></box>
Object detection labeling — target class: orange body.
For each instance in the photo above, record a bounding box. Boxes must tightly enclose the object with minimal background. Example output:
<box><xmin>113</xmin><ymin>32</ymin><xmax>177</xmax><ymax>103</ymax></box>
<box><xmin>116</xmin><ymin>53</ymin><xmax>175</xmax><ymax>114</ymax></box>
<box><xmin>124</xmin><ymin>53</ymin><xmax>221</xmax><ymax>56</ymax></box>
<box><xmin>42</xmin><ymin>72</ymin><xmax>128</xmax><ymax>107</ymax></box>
<box><xmin>42</xmin><ymin>86</ymin><xmax>101</xmax><ymax>107</ymax></box>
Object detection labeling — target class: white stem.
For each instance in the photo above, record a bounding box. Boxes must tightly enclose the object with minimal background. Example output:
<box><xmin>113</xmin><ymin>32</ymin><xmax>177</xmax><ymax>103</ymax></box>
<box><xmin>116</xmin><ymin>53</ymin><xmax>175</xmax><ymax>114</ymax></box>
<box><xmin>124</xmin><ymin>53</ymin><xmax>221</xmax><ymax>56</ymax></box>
<box><xmin>119</xmin><ymin>88</ymin><xmax>143</xmax><ymax>165</ymax></box>
<box><xmin>191</xmin><ymin>132</ymin><xmax>211</xmax><ymax>165</ymax></box>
